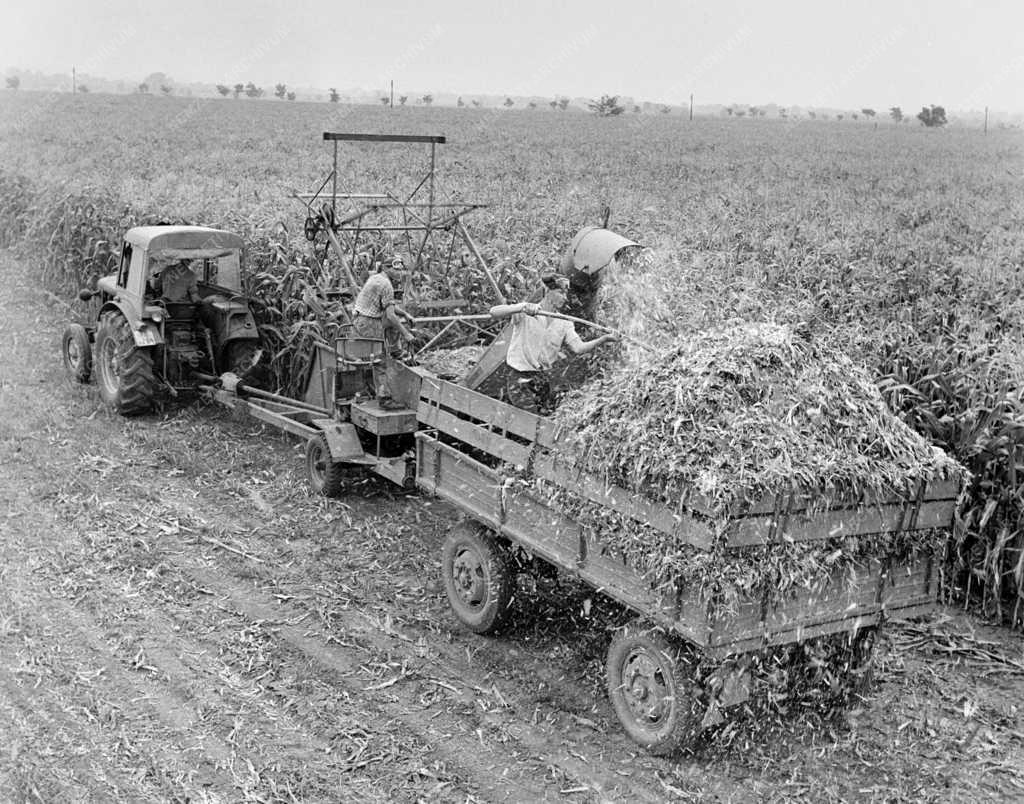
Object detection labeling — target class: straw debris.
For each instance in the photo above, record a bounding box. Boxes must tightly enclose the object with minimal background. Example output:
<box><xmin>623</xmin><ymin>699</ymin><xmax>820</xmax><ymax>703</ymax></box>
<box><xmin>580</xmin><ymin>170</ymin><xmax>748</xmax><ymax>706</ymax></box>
<box><xmin>532</xmin><ymin>322</ymin><xmax>968</xmax><ymax>605</ymax></box>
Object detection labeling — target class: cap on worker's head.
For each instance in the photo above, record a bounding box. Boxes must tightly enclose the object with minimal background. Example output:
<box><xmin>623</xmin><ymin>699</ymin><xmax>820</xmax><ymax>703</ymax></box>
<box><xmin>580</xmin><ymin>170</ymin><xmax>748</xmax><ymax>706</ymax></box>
<box><xmin>390</xmin><ymin>255</ymin><xmax>405</xmax><ymax>268</ymax></box>
<box><xmin>540</xmin><ymin>271</ymin><xmax>570</xmax><ymax>291</ymax></box>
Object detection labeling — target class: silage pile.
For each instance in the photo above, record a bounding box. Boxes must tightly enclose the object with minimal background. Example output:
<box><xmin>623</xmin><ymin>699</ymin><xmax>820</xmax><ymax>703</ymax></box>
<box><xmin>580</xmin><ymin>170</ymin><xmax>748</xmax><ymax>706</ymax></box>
<box><xmin>532</xmin><ymin>322</ymin><xmax>967</xmax><ymax>607</ymax></box>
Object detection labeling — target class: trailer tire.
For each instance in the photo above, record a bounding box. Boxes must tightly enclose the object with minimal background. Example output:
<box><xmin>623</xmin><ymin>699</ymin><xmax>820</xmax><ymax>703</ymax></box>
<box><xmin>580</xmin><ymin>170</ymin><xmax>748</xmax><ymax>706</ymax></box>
<box><xmin>606</xmin><ymin>624</ymin><xmax>702</xmax><ymax>755</ymax></box>
<box><xmin>442</xmin><ymin>521</ymin><xmax>514</xmax><ymax>635</ymax></box>
<box><xmin>62</xmin><ymin>323</ymin><xmax>92</xmax><ymax>383</ymax></box>
<box><xmin>306</xmin><ymin>433</ymin><xmax>346</xmax><ymax>497</ymax></box>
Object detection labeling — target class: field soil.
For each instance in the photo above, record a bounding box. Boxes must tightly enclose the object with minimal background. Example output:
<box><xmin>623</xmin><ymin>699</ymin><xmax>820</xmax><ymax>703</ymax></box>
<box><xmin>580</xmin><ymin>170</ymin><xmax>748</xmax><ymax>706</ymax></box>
<box><xmin>1</xmin><ymin>248</ymin><xmax>1023</xmax><ymax>803</ymax></box>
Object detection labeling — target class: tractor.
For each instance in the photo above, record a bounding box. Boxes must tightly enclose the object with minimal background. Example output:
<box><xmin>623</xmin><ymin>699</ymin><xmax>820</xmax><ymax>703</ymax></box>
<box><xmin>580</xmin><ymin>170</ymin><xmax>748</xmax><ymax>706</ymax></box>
<box><xmin>63</xmin><ymin>225</ymin><xmax>262</xmax><ymax>414</ymax></box>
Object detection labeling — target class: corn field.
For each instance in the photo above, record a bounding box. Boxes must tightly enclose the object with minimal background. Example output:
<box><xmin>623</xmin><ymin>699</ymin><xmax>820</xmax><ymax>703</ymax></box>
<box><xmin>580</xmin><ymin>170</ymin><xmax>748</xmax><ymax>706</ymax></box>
<box><xmin>1</xmin><ymin>91</ymin><xmax>1022</xmax><ymax>624</ymax></box>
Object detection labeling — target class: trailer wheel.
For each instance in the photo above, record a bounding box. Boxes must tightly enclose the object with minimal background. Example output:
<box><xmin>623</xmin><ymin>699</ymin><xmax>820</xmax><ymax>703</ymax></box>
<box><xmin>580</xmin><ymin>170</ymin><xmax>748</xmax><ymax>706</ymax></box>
<box><xmin>606</xmin><ymin>624</ymin><xmax>702</xmax><ymax>755</ymax></box>
<box><xmin>442</xmin><ymin>521</ymin><xmax>514</xmax><ymax>634</ymax></box>
<box><xmin>305</xmin><ymin>433</ymin><xmax>346</xmax><ymax>497</ymax></box>
<box><xmin>62</xmin><ymin>323</ymin><xmax>92</xmax><ymax>383</ymax></box>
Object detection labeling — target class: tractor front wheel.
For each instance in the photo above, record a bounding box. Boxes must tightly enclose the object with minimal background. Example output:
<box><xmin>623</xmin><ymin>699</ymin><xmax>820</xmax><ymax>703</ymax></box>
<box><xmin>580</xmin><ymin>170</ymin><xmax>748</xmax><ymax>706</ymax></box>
<box><xmin>441</xmin><ymin>521</ymin><xmax>515</xmax><ymax>634</ymax></box>
<box><xmin>606</xmin><ymin>623</ymin><xmax>703</xmax><ymax>755</ymax></box>
<box><xmin>305</xmin><ymin>433</ymin><xmax>346</xmax><ymax>497</ymax></box>
<box><xmin>61</xmin><ymin>323</ymin><xmax>92</xmax><ymax>383</ymax></box>
<box><xmin>94</xmin><ymin>311</ymin><xmax>156</xmax><ymax>415</ymax></box>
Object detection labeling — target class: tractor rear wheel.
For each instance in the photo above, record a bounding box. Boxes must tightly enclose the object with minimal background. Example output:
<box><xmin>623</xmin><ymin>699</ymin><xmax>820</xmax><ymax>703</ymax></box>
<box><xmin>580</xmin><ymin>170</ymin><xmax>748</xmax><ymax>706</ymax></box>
<box><xmin>305</xmin><ymin>433</ymin><xmax>346</xmax><ymax>497</ymax></box>
<box><xmin>94</xmin><ymin>311</ymin><xmax>156</xmax><ymax>415</ymax></box>
<box><xmin>61</xmin><ymin>323</ymin><xmax>92</xmax><ymax>383</ymax></box>
<box><xmin>226</xmin><ymin>340</ymin><xmax>260</xmax><ymax>375</ymax></box>
<box><xmin>606</xmin><ymin>623</ymin><xmax>703</xmax><ymax>755</ymax></box>
<box><xmin>441</xmin><ymin>521</ymin><xmax>515</xmax><ymax>634</ymax></box>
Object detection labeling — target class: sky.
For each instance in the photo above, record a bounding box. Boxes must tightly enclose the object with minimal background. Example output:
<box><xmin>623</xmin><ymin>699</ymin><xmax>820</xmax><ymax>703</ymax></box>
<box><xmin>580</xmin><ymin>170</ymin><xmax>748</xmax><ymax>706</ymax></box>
<box><xmin>3</xmin><ymin>0</ymin><xmax>1023</xmax><ymax>112</ymax></box>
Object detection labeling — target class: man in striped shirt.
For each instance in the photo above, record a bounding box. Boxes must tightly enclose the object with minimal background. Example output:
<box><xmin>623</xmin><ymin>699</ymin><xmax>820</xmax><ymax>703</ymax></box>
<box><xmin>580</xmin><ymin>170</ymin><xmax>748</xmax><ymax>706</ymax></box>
<box><xmin>352</xmin><ymin>256</ymin><xmax>415</xmax><ymax>410</ymax></box>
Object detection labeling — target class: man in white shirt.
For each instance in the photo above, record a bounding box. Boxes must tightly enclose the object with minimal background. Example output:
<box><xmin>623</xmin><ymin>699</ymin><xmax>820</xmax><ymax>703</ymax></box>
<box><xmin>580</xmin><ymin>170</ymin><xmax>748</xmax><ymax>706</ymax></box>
<box><xmin>489</xmin><ymin>272</ymin><xmax>615</xmax><ymax>414</ymax></box>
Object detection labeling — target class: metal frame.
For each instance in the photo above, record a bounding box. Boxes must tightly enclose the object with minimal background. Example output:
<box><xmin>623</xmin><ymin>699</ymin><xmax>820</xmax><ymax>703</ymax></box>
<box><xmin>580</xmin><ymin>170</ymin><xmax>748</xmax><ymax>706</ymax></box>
<box><xmin>292</xmin><ymin>133</ymin><xmax>507</xmax><ymax>335</ymax></box>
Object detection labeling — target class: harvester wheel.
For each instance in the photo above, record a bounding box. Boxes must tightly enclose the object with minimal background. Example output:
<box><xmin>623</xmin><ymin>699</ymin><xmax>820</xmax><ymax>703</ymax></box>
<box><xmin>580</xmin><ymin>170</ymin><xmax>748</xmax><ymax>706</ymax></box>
<box><xmin>61</xmin><ymin>323</ymin><xmax>93</xmax><ymax>383</ymax></box>
<box><xmin>441</xmin><ymin>521</ymin><xmax>514</xmax><ymax>634</ymax></box>
<box><xmin>606</xmin><ymin>623</ymin><xmax>702</xmax><ymax>755</ymax></box>
<box><xmin>305</xmin><ymin>433</ymin><xmax>346</xmax><ymax>497</ymax></box>
<box><xmin>94</xmin><ymin>311</ymin><xmax>156</xmax><ymax>415</ymax></box>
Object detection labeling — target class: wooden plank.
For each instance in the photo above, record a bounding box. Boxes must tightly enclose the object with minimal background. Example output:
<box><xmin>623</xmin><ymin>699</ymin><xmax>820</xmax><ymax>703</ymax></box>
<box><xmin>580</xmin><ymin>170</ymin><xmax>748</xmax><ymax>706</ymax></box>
<box><xmin>420</xmin><ymin>376</ymin><xmax>559</xmax><ymax>444</ymax></box>
<box><xmin>533</xmin><ymin>455</ymin><xmax>714</xmax><ymax>550</ymax></box>
<box><xmin>416</xmin><ymin>402</ymin><xmax>532</xmax><ymax>467</ymax></box>
<box><xmin>731</xmin><ymin>478</ymin><xmax>960</xmax><ymax>520</ymax></box>
<box><xmin>727</xmin><ymin>498</ymin><xmax>957</xmax><ymax>547</ymax></box>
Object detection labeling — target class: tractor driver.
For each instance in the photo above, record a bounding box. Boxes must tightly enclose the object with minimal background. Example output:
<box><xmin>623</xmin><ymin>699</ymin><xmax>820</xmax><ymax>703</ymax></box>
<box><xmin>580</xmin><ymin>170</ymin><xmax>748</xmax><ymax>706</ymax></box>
<box><xmin>151</xmin><ymin>259</ymin><xmax>201</xmax><ymax>303</ymax></box>
<box><xmin>352</xmin><ymin>255</ymin><xmax>417</xmax><ymax>410</ymax></box>
<box><xmin>489</xmin><ymin>271</ymin><xmax>616</xmax><ymax>414</ymax></box>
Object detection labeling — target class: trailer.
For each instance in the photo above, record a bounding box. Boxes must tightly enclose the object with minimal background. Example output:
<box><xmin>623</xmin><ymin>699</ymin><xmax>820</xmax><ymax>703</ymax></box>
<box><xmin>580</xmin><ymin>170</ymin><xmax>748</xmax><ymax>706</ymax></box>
<box><xmin>203</xmin><ymin>340</ymin><xmax>959</xmax><ymax>755</ymax></box>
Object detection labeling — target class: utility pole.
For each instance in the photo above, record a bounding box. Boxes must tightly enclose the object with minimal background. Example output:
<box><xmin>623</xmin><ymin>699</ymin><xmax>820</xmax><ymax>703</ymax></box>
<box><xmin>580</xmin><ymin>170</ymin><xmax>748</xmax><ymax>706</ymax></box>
<box><xmin>390</xmin><ymin>80</ymin><xmax>394</xmax><ymax>109</ymax></box>
<box><xmin>689</xmin><ymin>93</ymin><xmax>693</xmax><ymax>121</ymax></box>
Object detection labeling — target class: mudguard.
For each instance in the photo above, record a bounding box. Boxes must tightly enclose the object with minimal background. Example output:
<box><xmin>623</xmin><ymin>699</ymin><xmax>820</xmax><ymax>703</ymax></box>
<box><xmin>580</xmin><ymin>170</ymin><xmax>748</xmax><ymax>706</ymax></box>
<box><xmin>311</xmin><ymin>419</ymin><xmax>376</xmax><ymax>464</ymax></box>
<box><xmin>98</xmin><ymin>301</ymin><xmax>164</xmax><ymax>347</ymax></box>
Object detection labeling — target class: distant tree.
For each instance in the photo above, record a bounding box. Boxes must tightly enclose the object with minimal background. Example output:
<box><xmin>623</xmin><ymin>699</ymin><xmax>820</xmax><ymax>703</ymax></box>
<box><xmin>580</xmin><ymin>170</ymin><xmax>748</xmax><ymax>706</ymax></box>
<box><xmin>748</xmin><ymin>106</ymin><xmax>759</xmax><ymax>117</ymax></box>
<box><xmin>5</xmin><ymin>76</ymin><xmax>19</xmax><ymax>90</ymax></box>
<box><xmin>660</xmin><ymin>105</ymin><xmax>671</xmax><ymax>114</ymax></box>
<box><xmin>328</xmin><ymin>87</ymin><xmax>340</xmax><ymax>103</ymax></box>
<box><xmin>77</xmin><ymin>84</ymin><xmax>89</xmax><ymax>94</ymax></box>
<box><xmin>245</xmin><ymin>82</ymin><xmax>263</xmax><ymax>98</ymax></box>
<box><xmin>138</xmin><ymin>82</ymin><xmax>149</xmax><ymax>94</ymax></box>
<box><xmin>807</xmin><ymin>109</ymin><xmax>816</xmax><ymax>119</ymax></box>
<box><xmin>917</xmin><ymin>105</ymin><xmax>947</xmax><ymax>127</ymax></box>
<box><xmin>735</xmin><ymin>108</ymin><xmax>746</xmax><ymax>117</ymax></box>
<box><xmin>632</xmin><ymin>104</ymin><xmax>641</xmax><ymax>114</ymax></box>
<box><xmin>588</xmin><ymin>94</ymin><xmax>624</xmax><ymax>116</ymax></box>
<box><xmin>861</xmin><ymin>108</ymin><xmax>876</xmax><ymax>118</ymax></box>
<box><xmin>457</xmin><ymin>96</ymin><xmax>465</xmax><ymax>107</ymax></box>
<box><xmin>528</xmin><ymin>101</ymin><xmax>537</xmax><ymax>109</ymax></box>
<box><xmin>725</xmin><ymin>106</ymin><xmax>733</xmax><ymax>116</ymax></box>
<box><xmin>778</xmin><ymin>107</ymin><xmax>788</xmax><ymax>118</ymax></box>
<box><xmin>421</xmin><ymin>94</ymin><xmax>433</xmax><ymax>105</ymax></box>
<box><xmin>233</xmin><ymin>83</ymin><xmax>243</xmax><ymax>98</ymax></box>
<box><xmin>274</xmin><ymin>83</ymin><xmax>287</xmax><ymax>99</ymax></box>
<box><xmin>549</xmin><ymin>99</ymin><xmax>557</xmax><ymax>109</ymax></box>
<box><xmin>160</xmin><ymin>84</ymin><xmax>172</xmax><ymax>96</ymax></box>
<box><xmin>471</xmin><ymin>99</ymin><xmax>481</xmax><ymax>107</ymax></box>
<box><xmin>399</xmin><ymin>95</ymin><xmax>408</xmax><ymax>106</ymax></box>
<box><xmin>216</xmin><ymin>84</ymin><xmax>231</xmax><ymax>97</ymax></box>
<box><xmin>837</xmin><ymin>113</ymin><xmax>844</xmax><ymax>120</ymax></box>
<box><xmin>557</xmin><ymin>97</ymin><xmax>569</xmax><ymax>111</ymax></box>
<box><xmin>286</xmin><ymin>91</ymin><xmax>296</xmax><ymax>101</ymax></box>
<box><xmin>503</xmin><ymin>97</ymin><xmax>514</xmax><ymax>107</ymax></box>
<box><xmin>852</xmin><ymin>113</ymin><xmax>859</xmax><ymax>120</ymax></box>
<box><xmin>380</xmin><ymin>96</ymin><xmax>390</xmax><ymax>105</ymax></box>
<box><xmin>889</xmin><ymin>106</ymin><xmax>903</xmax><ymax>123</ymax></box>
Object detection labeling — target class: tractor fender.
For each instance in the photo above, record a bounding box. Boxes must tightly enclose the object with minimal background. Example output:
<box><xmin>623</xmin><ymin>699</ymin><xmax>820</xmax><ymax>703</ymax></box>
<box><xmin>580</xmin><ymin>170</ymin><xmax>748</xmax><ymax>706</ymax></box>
<box><xmin>311</xmin><ymin>419</ymin><xmax>375</xmax><ymax>464</ymax></box>
<box><xmin>222</xmin><ymin>308</ymin><xmax>259</xmax><ymax>342</ymax></box>
<box><xmin>98</xmin><ymin>300</ymin><xmax>164</xmax><ymax>347</ymax></box>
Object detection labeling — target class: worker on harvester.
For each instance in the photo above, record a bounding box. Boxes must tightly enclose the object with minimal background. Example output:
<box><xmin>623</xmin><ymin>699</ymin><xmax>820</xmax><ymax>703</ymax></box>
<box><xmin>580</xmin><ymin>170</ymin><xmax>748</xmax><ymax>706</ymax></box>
<box><xmin>352</xmin><ymin>255</ymin><xmax>417</xmax><ymax>410</ymax></box>
<box><xmin>489</xmin><ymin>271</ymin><xmax>616</xmax><ymax>414</ymax></box>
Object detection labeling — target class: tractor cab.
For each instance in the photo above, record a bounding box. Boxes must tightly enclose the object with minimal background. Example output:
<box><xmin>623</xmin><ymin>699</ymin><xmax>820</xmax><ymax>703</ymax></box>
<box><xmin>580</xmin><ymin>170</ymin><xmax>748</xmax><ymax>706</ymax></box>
<box><xmin>66</xmin><ymin>225</ymin><xmax>262</xmax><ymax>415</ymax></box>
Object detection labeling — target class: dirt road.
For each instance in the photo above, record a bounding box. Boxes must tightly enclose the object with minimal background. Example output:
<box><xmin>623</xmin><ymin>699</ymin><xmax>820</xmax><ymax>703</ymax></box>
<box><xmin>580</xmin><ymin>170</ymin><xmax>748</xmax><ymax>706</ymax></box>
<box><xmin>1</xmin><ymin>250</ymin><xmax>1022</xmax><ymax>803</ymax></box>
